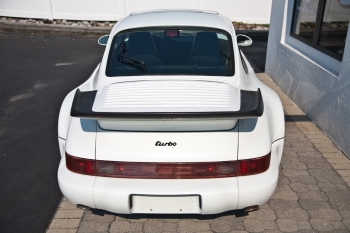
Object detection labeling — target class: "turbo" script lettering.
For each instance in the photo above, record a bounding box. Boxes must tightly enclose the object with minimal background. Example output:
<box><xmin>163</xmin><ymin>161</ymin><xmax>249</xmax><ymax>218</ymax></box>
<box><xmin>155</xmin><ymin>141</ymin><xmax>177</xmax><ymax>146</ymax></box>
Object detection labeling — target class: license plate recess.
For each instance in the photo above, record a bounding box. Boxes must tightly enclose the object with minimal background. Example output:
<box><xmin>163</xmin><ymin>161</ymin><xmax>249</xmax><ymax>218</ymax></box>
<box><xmin>131</xmin><ymin>195</ymin><xmax>201</xmax><ymax>214</ymax></box>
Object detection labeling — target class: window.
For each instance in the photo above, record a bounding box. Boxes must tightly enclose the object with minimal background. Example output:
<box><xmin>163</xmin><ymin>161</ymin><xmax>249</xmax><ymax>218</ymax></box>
<box><xmin>106</xmin><ymin>27</ymin><xmax>234</xmax><ymax>77</ymax></box>
<box><xmin>291</xmin><ymin>0</ymin><xmax>350</xmax><ymax>61</ymax></box>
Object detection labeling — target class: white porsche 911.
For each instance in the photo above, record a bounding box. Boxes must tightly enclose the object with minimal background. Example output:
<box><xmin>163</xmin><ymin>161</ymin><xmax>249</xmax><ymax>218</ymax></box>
<box><xmin>57</xmin><ymin>10</ymin><xmax>285</xmax><ymax>215</ymax></box>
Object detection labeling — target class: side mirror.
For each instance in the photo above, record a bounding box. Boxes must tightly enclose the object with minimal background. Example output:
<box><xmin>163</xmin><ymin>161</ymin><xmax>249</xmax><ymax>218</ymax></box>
<box><xmin>237</xmin><ymin>34</ymin><xmax>253</xmax><ymax>46</ymax></box>
<box><xmin>98</xmin><ymin>35</ymin><xmax>109</xmax><ymax>46</ymax></box>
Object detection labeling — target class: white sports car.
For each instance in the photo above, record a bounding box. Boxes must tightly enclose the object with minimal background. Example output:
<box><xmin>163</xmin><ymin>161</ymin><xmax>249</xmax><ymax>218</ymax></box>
<box><xmin>57</xmin><ymin>10</ymin><xmax>285</xmax><ymax>215</ymax></box>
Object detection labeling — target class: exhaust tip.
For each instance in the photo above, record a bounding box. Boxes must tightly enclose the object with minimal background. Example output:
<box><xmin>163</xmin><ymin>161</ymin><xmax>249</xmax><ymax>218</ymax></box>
<box><xmin>243</xmin><ymin>205</ymin><xmax>259</xmax><ymax>213</ymax></box>
<box><xmin>76</xmin><ymin>204</ymin><xmax>91</xmax><ymax>211</ymax></box>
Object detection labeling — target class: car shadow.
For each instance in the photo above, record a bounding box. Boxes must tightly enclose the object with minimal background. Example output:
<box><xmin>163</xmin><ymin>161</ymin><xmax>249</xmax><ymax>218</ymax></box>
<box><xmin>91</xmin><ymin>208</ymin><xmax>249</xmax><ymax>220</ymax></box>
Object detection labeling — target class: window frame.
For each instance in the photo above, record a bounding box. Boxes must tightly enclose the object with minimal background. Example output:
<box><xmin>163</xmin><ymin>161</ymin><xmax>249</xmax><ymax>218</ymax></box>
<box><xmin>290</xmin><ymin>0</ymin><xmax>345</xmax><ymax>61</ymax></box>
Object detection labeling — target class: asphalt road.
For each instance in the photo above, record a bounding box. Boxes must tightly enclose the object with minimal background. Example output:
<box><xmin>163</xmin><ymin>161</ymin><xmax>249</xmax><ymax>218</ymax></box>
<box><xmin>0</xmin><ymin>33</ymin><xmax>105</xmax><ymax>233</ymax></box>
<box><xmin>0</xmin><ymin>32</ymin><xmax>266</xmax><ymax>233</ymax></box>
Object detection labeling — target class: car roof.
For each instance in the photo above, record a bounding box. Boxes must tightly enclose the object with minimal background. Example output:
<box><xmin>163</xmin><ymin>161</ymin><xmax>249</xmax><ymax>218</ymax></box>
<box><xmin>112</xmin><ymin>10</ymin><xmax>234</xmax><ymax>35</ymax></box>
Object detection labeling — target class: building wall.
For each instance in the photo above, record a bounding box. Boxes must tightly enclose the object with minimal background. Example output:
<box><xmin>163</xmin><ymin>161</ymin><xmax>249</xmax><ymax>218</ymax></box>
<box><xmin>266</xmin><ymin>0</ymin><xmax>350</xmax><ymax>158</ymax></box>
<box><xmin>0</xmin><ymin>0</ymin><xmax>272</xmax><ymax>23</ymax></box>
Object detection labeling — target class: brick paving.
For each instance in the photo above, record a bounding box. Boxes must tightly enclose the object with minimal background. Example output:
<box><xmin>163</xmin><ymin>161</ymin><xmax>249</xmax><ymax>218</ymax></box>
<box><xmin>46</xmin><ymin>73</ymin><xmax>350</xmax><ymax>233</ymax></box>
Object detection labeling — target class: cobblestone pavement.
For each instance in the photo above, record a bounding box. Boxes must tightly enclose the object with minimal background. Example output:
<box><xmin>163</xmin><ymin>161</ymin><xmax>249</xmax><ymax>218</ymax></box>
<box><xmin>47</xmin><ymin>73</ymin><xmax>350</xmax><ymax>233</ymax></box>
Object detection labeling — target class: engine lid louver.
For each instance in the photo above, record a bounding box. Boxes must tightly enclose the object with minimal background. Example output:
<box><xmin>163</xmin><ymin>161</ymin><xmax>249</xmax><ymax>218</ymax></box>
<box><xmin>92</xmin><ymin>80</ymin><xmax>240</xmax><ymax>113</ymax></box>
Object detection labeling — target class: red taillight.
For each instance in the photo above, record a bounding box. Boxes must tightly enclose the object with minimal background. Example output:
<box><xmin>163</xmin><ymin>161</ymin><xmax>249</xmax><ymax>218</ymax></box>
<box><xmin>96</xmin><ymin>161</ymin><xmax>236</xmax><ymax>179</ymax></box>
<box><xmin>65</xmin><ymin>152</ymin><xmax>270</xmax><ymax>178</ymax></box>
<box><xmin>66</xmin><ymin>153</ymin><xmax>95</xmax><ymax>175</ymax></box>
<box><xmin>238</xmin><ymin>153</ymin><xmax>271</xmax><ymax>176</ymax></box>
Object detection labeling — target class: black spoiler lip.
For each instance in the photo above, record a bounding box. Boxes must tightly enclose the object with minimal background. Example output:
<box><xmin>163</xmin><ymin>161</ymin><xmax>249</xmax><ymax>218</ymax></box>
<box><xmin>70</xmin><ymin>88</ymin><xmax>264</xmax><ymax>119</ymax></box>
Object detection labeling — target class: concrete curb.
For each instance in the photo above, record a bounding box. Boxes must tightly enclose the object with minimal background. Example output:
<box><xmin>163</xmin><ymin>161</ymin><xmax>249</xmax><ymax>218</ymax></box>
<box><xmin>0</xmin><ymin>21</ymin><xmax>268</xmax><ymax>39</ymax></box>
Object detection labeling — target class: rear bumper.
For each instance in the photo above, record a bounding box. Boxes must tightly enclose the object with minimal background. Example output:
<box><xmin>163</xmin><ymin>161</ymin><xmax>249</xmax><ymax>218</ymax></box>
<box><xmin>58</xmin><ymin>145</ymin><xmax>279</xmax><ymax>214</ymax></box>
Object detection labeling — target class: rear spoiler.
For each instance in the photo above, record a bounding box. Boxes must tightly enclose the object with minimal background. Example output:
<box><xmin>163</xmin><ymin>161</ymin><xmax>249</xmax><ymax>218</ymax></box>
<box><xmin>70</xmin><ymin>88</ymin><xmax>264</xmax><ymax>119</ymax></box>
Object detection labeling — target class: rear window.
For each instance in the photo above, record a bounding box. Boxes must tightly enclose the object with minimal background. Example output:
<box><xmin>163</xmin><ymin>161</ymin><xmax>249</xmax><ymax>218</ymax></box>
<box><xmin>106</xmin><ymin>28</ymin><xmax>234</xmax><ymax>77</ymax></box>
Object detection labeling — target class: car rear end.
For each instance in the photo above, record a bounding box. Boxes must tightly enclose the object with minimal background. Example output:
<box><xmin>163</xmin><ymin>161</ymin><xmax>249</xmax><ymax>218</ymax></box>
<box><xmin>57</xmin><ymin>10</ymin><xmax>284</xmax><ymax>214</ymax></box>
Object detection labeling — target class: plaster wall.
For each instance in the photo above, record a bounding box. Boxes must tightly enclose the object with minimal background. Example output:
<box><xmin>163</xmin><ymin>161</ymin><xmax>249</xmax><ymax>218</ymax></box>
<box><xmin>0</xmin><ymin>0</ymin><xmax>272</xmax><ymax>23</ymax></box>
<box><xmin>266</xmin><ymin>0</ymin><xmax>350</xmax><ymax>158</ymax></box>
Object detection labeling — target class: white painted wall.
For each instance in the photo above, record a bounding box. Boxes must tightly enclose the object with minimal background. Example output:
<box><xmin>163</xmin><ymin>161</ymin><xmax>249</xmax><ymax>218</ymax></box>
<box><xmin>0</xmin><ymin>0</ymin><xmax>272</xmax><ymax>23</ymax></box>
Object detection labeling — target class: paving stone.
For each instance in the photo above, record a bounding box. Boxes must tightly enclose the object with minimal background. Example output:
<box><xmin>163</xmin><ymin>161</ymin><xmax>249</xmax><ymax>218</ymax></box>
<box><xmin>284</xmin><ymin>151</ymin><xmax>299</xmax><ymax>158</ymax></box>
<box><xmin>59</xmin><ymin>200</ymin><xmax>79</xmax><ymax>210</ymax></box>
<box><xmin>342</xmin><ymin>219</ymin><xmax>350</xmax><ymax>230</ymax></box>
<box><xmin>281</xmin><ymin>157</ymin><xmax>301</xmax><ymax>164</ymax></box>
<box><xmin>288</xmin><ymin>175</ymin><xmax>317</xmax><ymax>185</ymax></box>
<box><xmin>275</xmin><ymin>208</ymin><xmax>309</xmax><ymax>220</ymax></box>
<box><xmin>289</xmin><ymin>183</ymin><xmax>309</xmax><ymax>193</ymax></box>
<box><xmin>243</xmin><ymin>219</ymin><xmax>278</xmax><ymax>232</ymax></box>
<box><xmin>308</xmin><ymin>138</ymin><xmax>331</xmax><ymax>144</ymax></box>
<box><xmin>210</xmin><ymin>219</ymin><xmax>244</xmax><ymax>232</ymax></box>
<box><xmin>275</xmin><ymin>185</ymin><xmax>292</xmax><ymax>193</ymax></box>
<box><xmin>317</xmin><ymin>183</ymin><xmax>348</xmax><ymax>192</ymax></box>
<box><xmin>127</xmin><ymin>214</ymin><xmax>148</xmax><ymax>222</ymax></box>
<box><xmin>307</xmin><ymin>162</ymin><xmax>333</xmax><ymax>170</ymax></box>
<box><xmin>276</xmin><ymin>219</ymin><xmax>311</xmax><ymax>232</ymax></box>
<box><xmin>290</xmin><ymin>140</ymin><xmax>314</xmax><ymax>146</ymax></box>
<box><xmin>145</xmin><ymin>214</ymin><xmax>181</xmax><ymax>223</ymax></box>
<box><xmin>327</xmin><ymin>158</ymin><xmax>350</xmax><ymax>164</ymax></box>
<box><xmin>268</xmin><ymin>200</ymin><xmax>300</xmax><ymax>211</ymax></box>
<box><xmin>298</xmin><ymin>191</ymin><xmax>328</xmax><ymax>202</ymax></box>
<box><xmin>308</xmin><ymin>169</ymin><xmax>347</xmax><ymax>185</ymax></box>
<box><xmin>282</xmin><ymin>169</ymin><xmax>309</xmax><ymax>177</ymax></box>
<box><xmin>327</xmin><ymin>191</ymin><xmax>350</xmax><ymax>211</ymax></box>
<box><xmin>271</xmin><ymin>190</ymin><xmax>299</xmax><ymax>200</ymax></box>
<box><xmin>281</xmin><ymin>163</ymin><xmax>308</xmax><ymax>170</ymax></box>
<box><xmin>277</xmin><ymin>176</ymin><xmax>290</xmax><ymax>186</ymax></box>
<box><xmin>297</xmin><ymin>230</ymin><xmax>318</xmax><ymax>233</ymax></box>
<box><xmin>285</xmin><ymin>136</ymin><xmax>305</xmax><ymax>143</ymax></box>
<box><xmin>177</xmin><ymin>220</ymin><xmax>210</xmax><ymax>233</ymax></box>
<box><xmin>46</xmin><ymin>230</ymin><xmax>78</xmax><ymax>233</ymax></box>
<box><xmin>299</xmin><ymin>157</ymin><xmax>326</xmax><ymax>164</ymax></box>
<box><xmin>337</xmin><ymin>170</ymin><xmax>350</xmax><ymax>177</ymax></box>
<box><xmin>109</xmin><ymin>221</ymin><xmax>143</xmax><ymax>233</ymax></box>
<box><xmin>50</xmin><ymin>219</ymin><xmax>81</xmax><ymax>229</ymax></box>
<box><xmin>317</xmin><ymin>146</ymin><xmax>340</xmax><ymax>154</ymax></box>
<box><xmin>226</xmin><ymin>231</ymin><xmax>248</xmax><ymax>233</ymax></box>
<box><xmin>323</xmin><ymin>152</ymin><xmax>345</xmax><ymax>159</ymax></box>
<box><xmin>259</xmin><ymin>203</ymin><xmax>270</xmax><ymax>209</ymax></box>
<box><xmin>299</xmin><ymin>199</ymin><xmax>331</xmax><ymax>211</ymax></box>
<box><xmin>291</xmin><ymin>147</ymin><xmax>317</xmax><ymax>153</ymax></box>
<box><xmin>82</xmin><ymin>211</ymin><xmax>116</xmax><ymax>222</ymax></box>
<box><xmin>332</xmin><ymin>163</ymin><xmax>350</xmax><ymax>170</ymax></box>
<box><xmin>298</xmin><ymin>151</ymin><xmax>324</xmax><ymax>158</ymax></box>
<box><xmin>339</xmin><ymin>210</ymin><xmax>350</xmax><ymax>219</ymax></box>
<box><xmin>330</xmin><ymin>220</ymin><xmax>347</xmax><ymax>230</ymax></box>
<box><xmin>342</xmin><ymin>176</ymin><xmax>350</xmax><ymax>183</ymax></box>
<box><xmin>77</xmin><ymin>221</ymin><xmax>110</xmax><ymax>233</ymax></box>
<box><xmin>333</xmin><ymin>230</ymin><xmax>350</xmax><ymax>233</ymax></box>
<box><xmin>54</xmin><ymin>209</ymin><xmax>84</xmax><ymax>219</ymax></box>
<box><xmin>313</xmin><ymin>143</ymin><xmax>336</xmax><ymax>149</ymax></box>
<box><xmin>245</xmin><ymin>209</ymin><xmax>276</xmax><ymax>220</ymax></box>
<box><xmin>309</xmin><ymin>219</ymin><xmax>334</xmax><ymax>231</ymax></box>
<box><xmin>143</xmin><ymin>220</ymin><xmax>177</xmax><ymax>233</ymax></box>
<box><xmin>307</xmin><ymin>209</ymin><xmax>342</xmax><ymax>221</ymax></box>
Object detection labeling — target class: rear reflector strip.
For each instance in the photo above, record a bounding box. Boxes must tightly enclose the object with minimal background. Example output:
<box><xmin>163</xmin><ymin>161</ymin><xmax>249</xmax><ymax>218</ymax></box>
<box><xmin>66</xmin><ymin>152</ymin><xmax>270</xmax><ymax>179</ymax></box>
